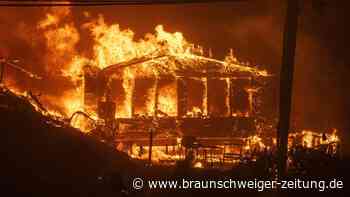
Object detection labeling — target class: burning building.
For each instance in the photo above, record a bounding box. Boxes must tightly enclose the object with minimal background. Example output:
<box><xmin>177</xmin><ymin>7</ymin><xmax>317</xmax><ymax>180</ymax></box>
<box><xmin>0</xmin><ymin>6</ymin><xmax>341</xmax><ymax>167</ymax></box>
<box><xmin>1</xmin><ymin>8</ymin><xmax>274</xmax><ymax>166</ymax></box>
<box><xmin>79</xmin><ymin>43</ymin><xmax>270</xmax><ymax>165</ymax></box>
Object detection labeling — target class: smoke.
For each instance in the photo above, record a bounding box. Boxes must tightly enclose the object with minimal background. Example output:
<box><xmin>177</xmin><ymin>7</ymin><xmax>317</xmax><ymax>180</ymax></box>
<box><xmin>222</xmin><ymin>0</ymin><xmax>349</xmax><ymax>132</ymax></box>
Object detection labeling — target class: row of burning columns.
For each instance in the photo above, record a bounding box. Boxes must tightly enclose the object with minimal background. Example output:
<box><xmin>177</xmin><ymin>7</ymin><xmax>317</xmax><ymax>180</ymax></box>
<box><xmin>127</xmin><ymin>76</ymin><xmax>256</xmax><ymax>118</ymax></box>
<box><xmin>83</xmin><ymin>66</ymin><xmax>257</xmax><ymax>119</ymax></box>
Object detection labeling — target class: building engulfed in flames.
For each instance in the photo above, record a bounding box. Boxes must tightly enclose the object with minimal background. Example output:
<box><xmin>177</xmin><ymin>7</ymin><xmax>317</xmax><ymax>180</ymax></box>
<box><xmin>1</xmin><ymin>8</ymin><xmax>340</xmax><ymax>168</ymax></box>
<box><xmin>28</xmin><ymin>10</ymin><xmax>272</xmax><ymax>166</ymax></box>
<box><xmin>75</xmin><ymin>27</ymin><xmax>271</xmax><ymax>166</ymax></box>
<box><xmin>80</xmin><ymin>50</ymin><xmax>270</xmax><ymax>166</ymax></box>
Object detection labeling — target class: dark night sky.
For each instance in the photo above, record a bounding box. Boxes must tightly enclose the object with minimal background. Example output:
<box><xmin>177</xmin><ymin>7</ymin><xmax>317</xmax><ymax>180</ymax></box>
<box><xmin>0</xmin><ymin>0</ymin><xmax>349</xmax><ymax>142</ymax></box>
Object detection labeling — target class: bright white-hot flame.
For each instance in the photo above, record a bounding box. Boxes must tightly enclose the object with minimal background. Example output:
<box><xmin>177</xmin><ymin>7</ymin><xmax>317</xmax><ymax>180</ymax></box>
<box><xmin>244</xmin><ymin>135</ymin><xmax>266</xmax><ymax>151</ymax></box>
<box><xmin>119</xmin><ymin>67</ymin><xmax>135</xmax><ymax>118</ymax></box>
<box><xmin>193</xmin><ymin>161</ymin><xmax>203</xmax><ymax>168</ymax></box>
<box><xmin>301</xmin><ymin>130</ymin><xmax>314</xmax><ymax>148</ymax></box>
<box><xmin>131</xmin><ymin>145</ymin><xmax>181</xmax><ymax>163</ymax></box>
<box><xmin>186</xmin><ymin>106</ymin><xmax>202</xmax><ymax>117</ymax></box>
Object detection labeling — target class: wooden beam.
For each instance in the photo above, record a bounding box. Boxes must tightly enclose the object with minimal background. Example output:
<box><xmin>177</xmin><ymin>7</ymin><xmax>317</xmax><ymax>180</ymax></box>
<box><xmin>202</xmin><ymin>77</ymin><xmax>209</xmax><ymax>116</ymax></box>
<box><xmin>177</xmin><ymin>77</ymin><xmax>188</xmax><ymax>117</ymax></box>
<box><xmin>226</xmin><ymin>78</ymin><xmax>231</xmax><ymax>116</ymax></box>
<box><xmin>154</xmin><ymin>77</ymin><xmax>159</xmax><ymax>117</ymax></box>
<box><xmin>148</xmin><ymin>127</ymin><xmax>154</xmax><ymax>166</ymax></box>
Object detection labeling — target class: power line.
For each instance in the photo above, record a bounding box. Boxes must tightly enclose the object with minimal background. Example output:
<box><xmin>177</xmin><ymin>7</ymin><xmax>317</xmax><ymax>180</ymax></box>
<box><xmin>0</xmin><ymin>0</ymin><xmax>245</xmax><ymax>2</ymax></box>
<box><xmin>0</xmin><ymin>0</ymin><xmax>247</xmax><ymax>7</ymax></box>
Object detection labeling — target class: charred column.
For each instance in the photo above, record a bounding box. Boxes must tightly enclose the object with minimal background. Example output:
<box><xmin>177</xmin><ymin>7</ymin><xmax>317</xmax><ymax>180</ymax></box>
<box><xmin>177</xmin><ymin>77</ymin><xmax>187</xmax><ymax>117</ymax></box>
<box><xmin>83</xmin><ymin>65</ymin><xmax>101</xmax><ymax>114</ymax></box>
<box><xmin>131</xmin><ymin>79</ymin><xmax>136</xmax><ymax>117</ymax></box>
<box><xmin>148</xmin><ymin>127</ymin><xmax>154</xmax><ymax>165</ymax></box>
<box><xmin>247</xmin><ymin>77</ymin><xmax>254</xmax><ymax>116</ymax></box>
<box><xmin>98</xmin><ymin>100</ymin><xmax>116</xmax><ymax>120</ymax></box>
<box><xmin>202</xmin><ymin>77</ymin><xmax>208</xmax><ymax>116</ymax></box>
<box><xmin>153</xmin><ymin>77</ymin><xmax>159</xmax><ymax>117</ymax></box>
<box><xmin>226</xmin><ymin>78</ymin><xmax>231</xmax><ymax>117</ymax></box>
<box><xmin>229</xmin><ymin>78</ymin><xmax>235</xmax><ymax>116</ymax></box>
<box><xmin>277</xmin><ymin>0</ymin><xmax>299</xmax><ymax>179</ymax></box>
<box><xmin>229</xmin><ymin>78</ymin><xmax>235</xmax><ymax>117</ymax></box>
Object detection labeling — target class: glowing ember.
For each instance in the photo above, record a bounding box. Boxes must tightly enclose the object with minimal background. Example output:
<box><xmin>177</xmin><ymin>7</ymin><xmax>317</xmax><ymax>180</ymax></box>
<box><xmin>193</xmin><ymin>161</ymin><xmax>203</xmax><ymax>168</ymax></box>
<box><xmin>244</xmin><ymin>135</ymin><xmax>266</xmax><ymax>151</ymax></box>
<box><xmin>186</xmin><ymin>106</ymin><xmax>202</xmax><ymax>117</ymax></box>
<box><xmin>301</xmin><ymin>130</ymin><xmax>315</xmax><ymax>148</ymax></box>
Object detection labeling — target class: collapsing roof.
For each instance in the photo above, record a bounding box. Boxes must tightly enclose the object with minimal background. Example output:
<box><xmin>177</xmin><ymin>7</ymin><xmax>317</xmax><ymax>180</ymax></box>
<box><xmin>92</xmin><ymin>50</ymin><xmax>270</xmax><ymax>79</ymax></box>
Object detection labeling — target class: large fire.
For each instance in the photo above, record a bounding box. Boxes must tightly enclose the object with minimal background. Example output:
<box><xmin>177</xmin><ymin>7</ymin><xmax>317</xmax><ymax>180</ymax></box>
<box><xmin>31</xmin><ymin>7</ymin><xmax>268</xmax><ymax>121</ymax></box>
<box><xmin>1</xmin><ymin>7</ymin><xmax>341</xmax><ymax>168</ymax></box>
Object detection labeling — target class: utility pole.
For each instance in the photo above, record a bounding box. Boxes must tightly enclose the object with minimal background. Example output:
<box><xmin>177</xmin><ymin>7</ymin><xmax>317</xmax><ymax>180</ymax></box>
<box><xmin>277</xmin><ymin>0</ymin><xmax>299</xmax><ymax>179</ymax></box>
<box><xmin>0</xmin><ymin>60</ymin><xmax>4</xmax><ymax>84</ymax></box>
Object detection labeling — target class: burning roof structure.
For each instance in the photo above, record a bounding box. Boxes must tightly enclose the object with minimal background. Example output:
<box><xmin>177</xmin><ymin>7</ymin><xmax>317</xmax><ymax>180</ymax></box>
<box><xmin>83</xmin><ymin>49</ymin><xmax>269</xmax><ymax>117</ymax></box>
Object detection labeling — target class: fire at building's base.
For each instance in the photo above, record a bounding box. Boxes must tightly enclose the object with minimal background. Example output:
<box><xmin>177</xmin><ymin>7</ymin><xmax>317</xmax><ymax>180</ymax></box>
<box><xmin>0</xmin><ymin>86</ymin><xmax>347</xmax><ymax>196</ymax></box>
<box><xmin>1</xmin><ymin>85</ymin><xmax>341</xmax><ymax>169</ymax></box>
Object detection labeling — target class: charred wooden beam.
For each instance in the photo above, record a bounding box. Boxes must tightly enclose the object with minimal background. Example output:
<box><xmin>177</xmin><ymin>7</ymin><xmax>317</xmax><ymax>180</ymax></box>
<box><xmin>131</xmin><ymin>81</ymin><xmax>136</xmax><ymax>118</ymax></box>
<box><xmin>154</xmin><ymin>77</ymin><xmax>159</xmax><ymax>117</ymax></box>
<box><xmin>176</xmin><ymin>71</ymin><xmax>264</xmax><ymax>78</ymax></box>
<box><xmin>97</xmin><ymin>100</ymin><xmax>116</xmax><ymax>120</ymax></box>
<box><xmin>247</xmin><ymin>77</ymin><xmax>253</xmax><ymax>116</ymax></box>
<box><xmin>228</xmin><ymin>78</ymin><xmax>234</xmax><ymax>116</ymax></box>
<box><xmin>83</xmin><ymin>65</ymin><xmax>101</xmax><ymax>113</ymax></box>
<box><xmin>177</xmin><ymin>77</ymin><xmax>187</xmax><ymax>117</ymax></box>
<box><xmin>148</xmin><ymin>127</ymin><xmax>155</xmax><ymax>165</ymax></box>
<box><xmin>100</xmin><ymin>54</ymin><xmax>166</xmax><ymax>77</ymax></box>
<box><xmin>226</xmin><ymin>78</ymin><xmax>231</xmax><ymax>117</ymax></box>
<box><xmin>277</xmin><ymin>0</ymin><xmax>299</xmax><ymax>179</ymax></box>
<box><xmin>202</xmin><ymin>77</ymin><xmax>208</xmax><ymax>116</ymax></box>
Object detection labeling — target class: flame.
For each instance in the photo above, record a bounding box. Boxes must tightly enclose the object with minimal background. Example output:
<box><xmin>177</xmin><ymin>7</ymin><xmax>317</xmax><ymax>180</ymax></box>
<box><xmin>186</xmin><ymin>106</ymin><xmax>202</xmax><ymax>117</ymax></box>
<box><xmin>119</xmin><ymin>67</ymin><xmax>135</xmax><ymax>118</ymax></box>
<box><xmin>37</xmin><ymin>7</ymin><xmax>85</xmax><ymax>120</ymax></box>
<box><xmin>288</xmin><ymin>129</ymin><xmax>341</xmax><ymax>149</ymax></box>
<box><xmin>157</xmin><ymin>84</ymin><xmax>177</xmax><ymax>117</ymax></box>
<box><xmin>176</xmin><ymin>137</ymin><xmax>182</xmax><ymax>145</ymax></box>
<box><xmin>62</xmin><ymin>89</ymin><xmax>84</xmax><ymax>117</ymax></box>
<box><xmin>38</xmin><ymin>8</ymin><xmax>80</xmax><ymax>73</ymax></box>
<box><xmin>85</xmin><ymin>15</ymin><xmax>191</xmax><ymax>70</ymax></box>
<box><xmin>301</xmin><ymin>130</ymin><xmax>315</xmax><ymax>148</ymax></box>
<box><xmin>321</xmin><ymin>128</ymin><xmax>340</xmax><ymax>145</ymax></box>
<box><xmin>70</xmin><ymin>113</ymin><xmax>95</xmax><ymax>133</ymax></box>
<box><xmin>193</xmin><ymin>161</ymin><xmax>203</xmax><ymax>168</ymax></box>
<box><xmin>244</xmin><ymin>135</ymin><xmax>266</xmax><ymax>151</ymax></box>
<box><xmin>31</xmin><ymin>9</ymin><xmax>269</xmax><ymax>132</ymax></box>
<box><xmin>131</xmin><ymin>145</ymin><xmax>181</xmax><ymax>163</ymax></box>
<box><xmin>145</xmin><ymin>81</ymin><xmax>157</xmax><ymax>116</ymax></box>
<box><xmin>202</xmin><ymin>77</ymin><xmax>208</xmax><ymax>116</ymax></box>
